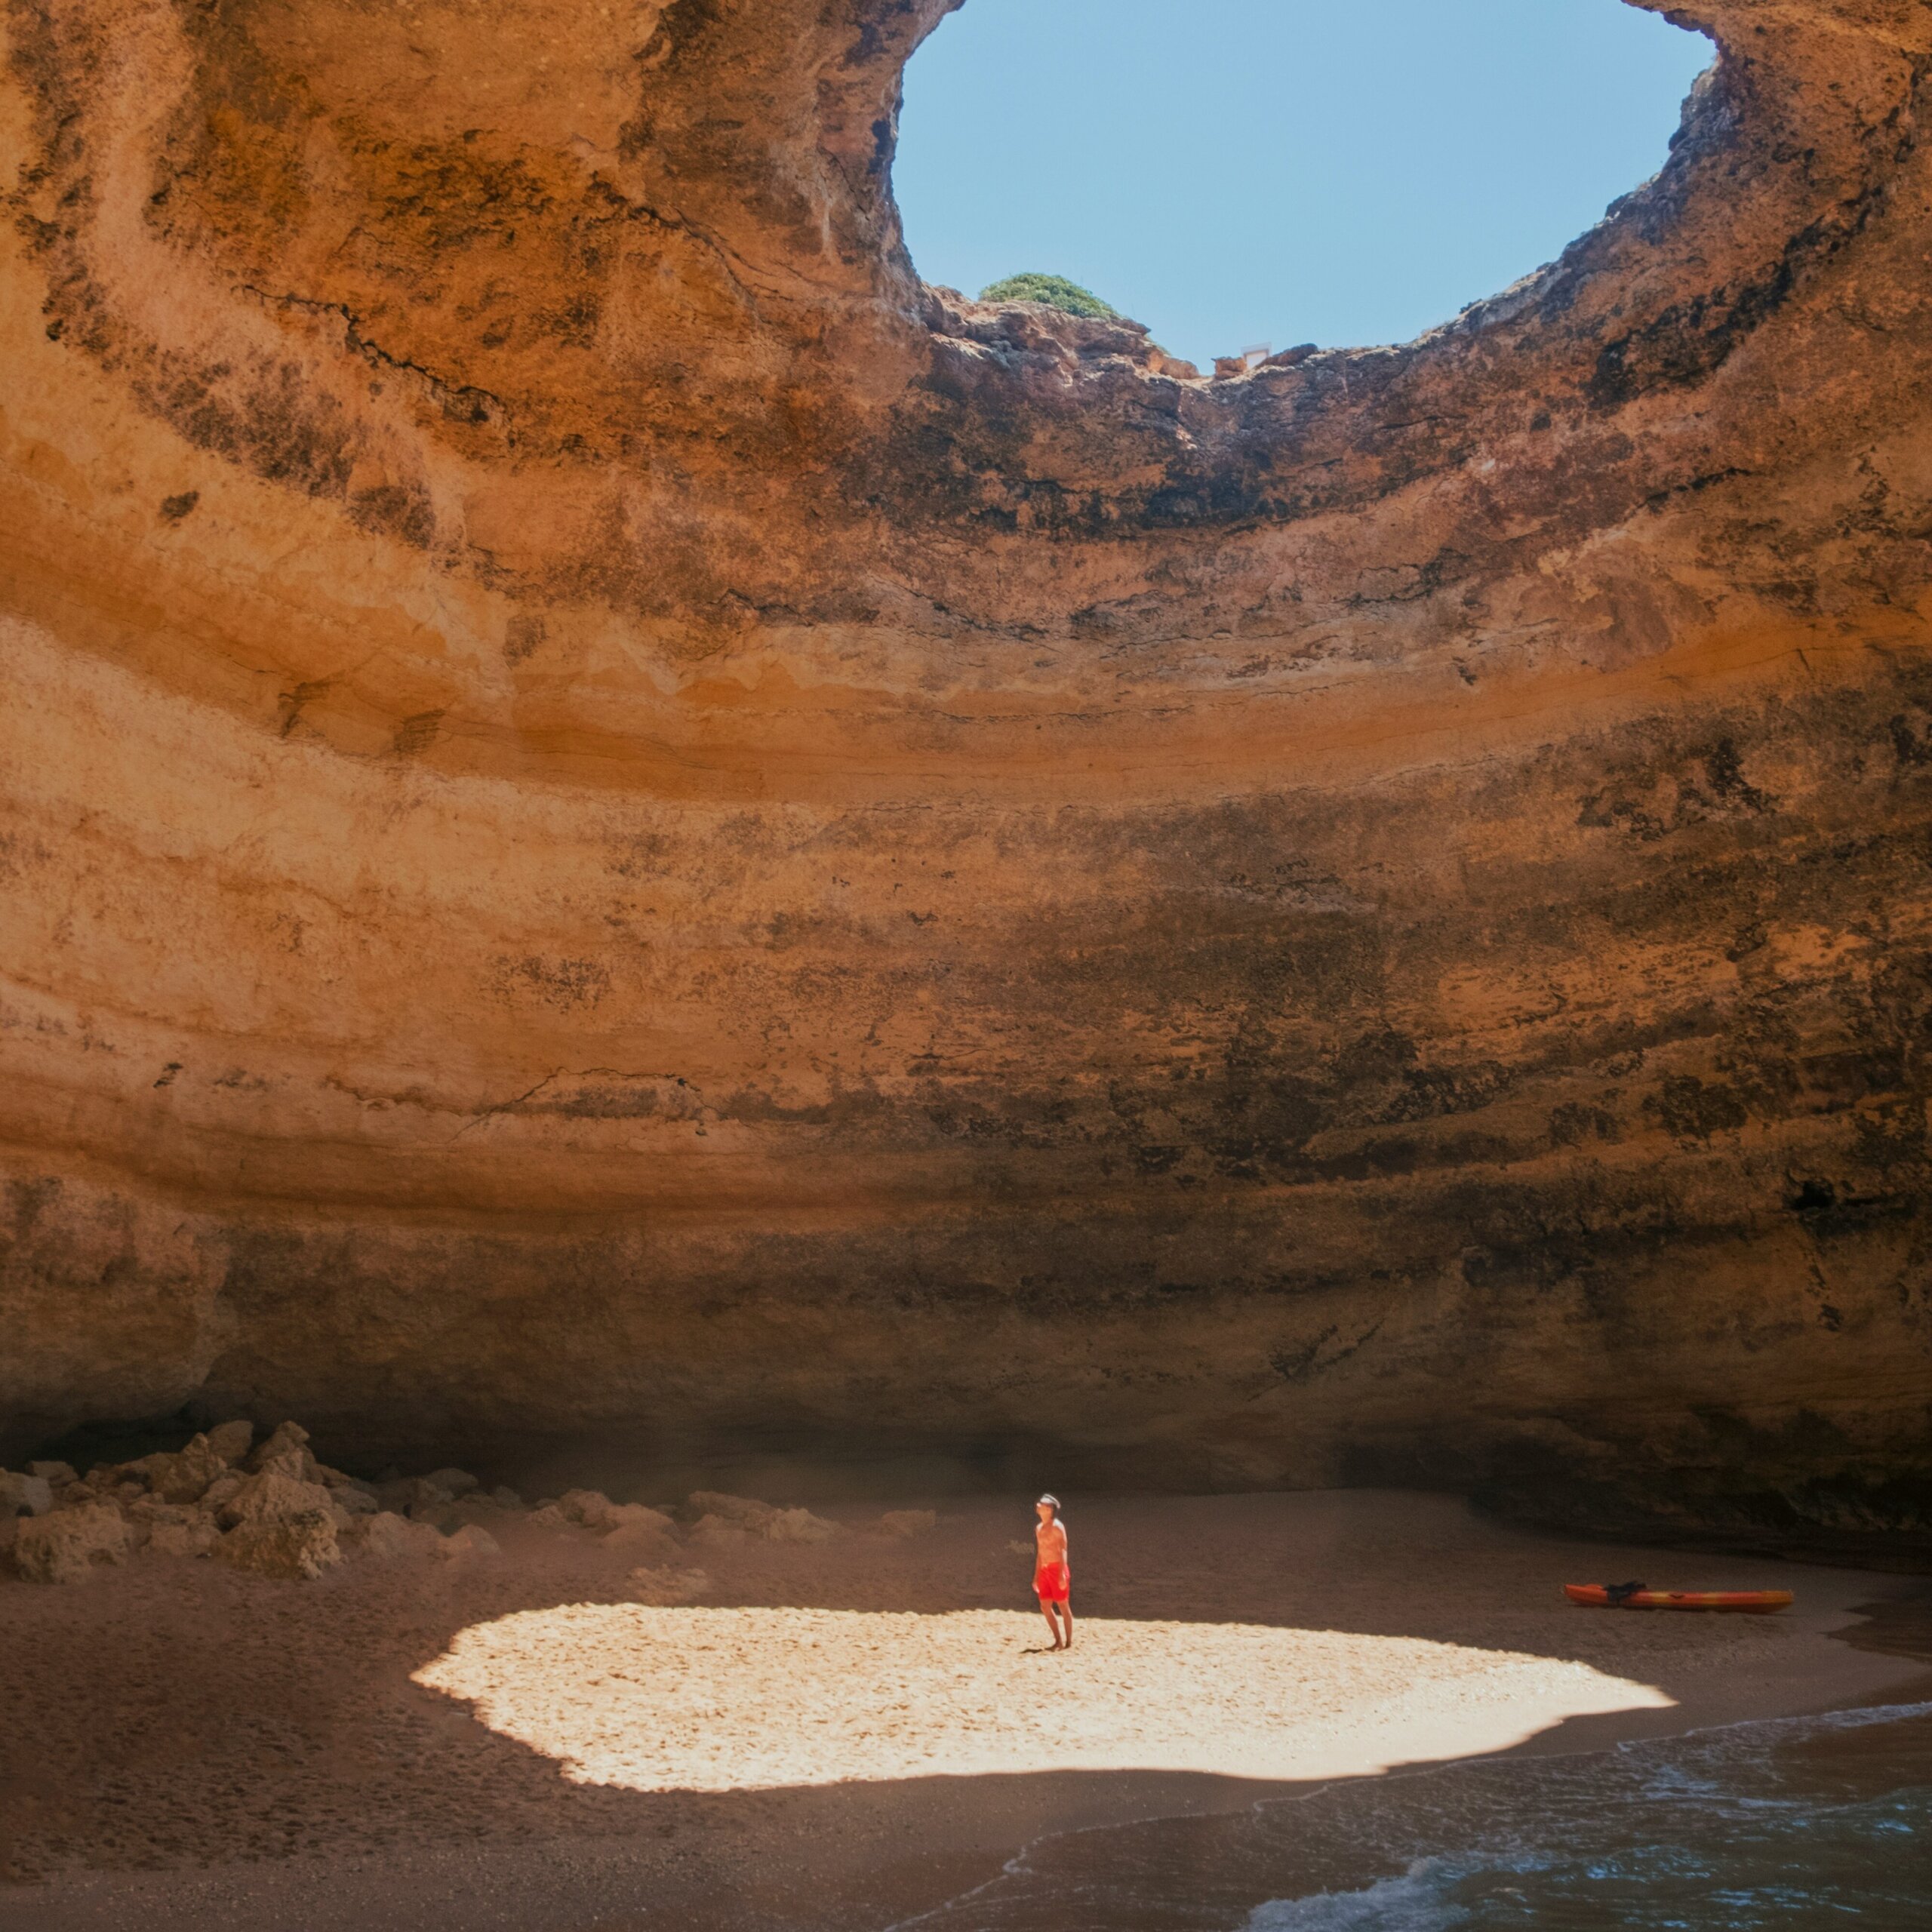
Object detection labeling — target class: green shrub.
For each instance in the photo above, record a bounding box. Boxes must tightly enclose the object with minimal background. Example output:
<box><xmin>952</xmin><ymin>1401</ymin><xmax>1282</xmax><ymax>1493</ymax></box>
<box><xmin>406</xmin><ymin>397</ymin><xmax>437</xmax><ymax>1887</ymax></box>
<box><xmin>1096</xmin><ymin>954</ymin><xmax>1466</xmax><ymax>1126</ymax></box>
<box><xmin>977</xmin><ymin>272</ymin><xmax>1120</xmax><ymax>320</ymax></box>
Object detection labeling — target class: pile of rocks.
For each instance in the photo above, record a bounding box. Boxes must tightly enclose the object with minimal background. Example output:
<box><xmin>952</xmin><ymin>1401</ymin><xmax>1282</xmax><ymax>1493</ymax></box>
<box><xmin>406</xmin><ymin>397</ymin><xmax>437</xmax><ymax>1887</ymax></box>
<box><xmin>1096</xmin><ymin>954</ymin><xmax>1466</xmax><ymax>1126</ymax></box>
<box><xmin>1</xmin><ymin>1429</ymin><xmax>936</xmax><ymax>1586</ymax></box>
<box><xmin>0</xmin><ymin>1420</ymin><xmax>504</xmax><ymax>1584</ymax></box>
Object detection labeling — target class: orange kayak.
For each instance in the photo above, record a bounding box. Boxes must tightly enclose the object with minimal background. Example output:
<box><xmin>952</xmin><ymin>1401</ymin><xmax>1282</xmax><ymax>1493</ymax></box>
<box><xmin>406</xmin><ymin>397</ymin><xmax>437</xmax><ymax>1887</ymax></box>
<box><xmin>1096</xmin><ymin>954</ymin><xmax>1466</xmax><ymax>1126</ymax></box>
<box><xmin>1565</xmin><ymin>1583</ymin><xmax>1793</xmax><ymax>1613</ymax></box>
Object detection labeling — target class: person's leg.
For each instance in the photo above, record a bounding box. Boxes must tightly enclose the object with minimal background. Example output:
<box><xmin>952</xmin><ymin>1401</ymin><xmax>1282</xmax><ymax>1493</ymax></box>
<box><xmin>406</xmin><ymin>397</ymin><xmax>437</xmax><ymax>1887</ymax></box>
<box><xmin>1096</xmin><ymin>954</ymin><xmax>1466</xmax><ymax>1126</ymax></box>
<box><xmin>1038</xmin><ymin>1596</ymin><xmax>1063</xmax><ymax>1647</ymax></box>
<box><xmin>1059</xmin><ymin>1598</ymin><xmax>1073</xmax><ymax>1649</ymax></box>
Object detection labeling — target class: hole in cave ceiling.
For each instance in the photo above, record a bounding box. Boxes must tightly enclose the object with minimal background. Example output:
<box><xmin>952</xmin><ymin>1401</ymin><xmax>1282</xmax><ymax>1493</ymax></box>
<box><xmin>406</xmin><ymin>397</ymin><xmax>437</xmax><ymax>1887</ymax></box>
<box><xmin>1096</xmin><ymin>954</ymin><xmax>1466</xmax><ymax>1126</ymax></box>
<box><xmin>894</xmin><ymin>0</ymin><xmax>1713</xmax><ymax>370</ymax></box>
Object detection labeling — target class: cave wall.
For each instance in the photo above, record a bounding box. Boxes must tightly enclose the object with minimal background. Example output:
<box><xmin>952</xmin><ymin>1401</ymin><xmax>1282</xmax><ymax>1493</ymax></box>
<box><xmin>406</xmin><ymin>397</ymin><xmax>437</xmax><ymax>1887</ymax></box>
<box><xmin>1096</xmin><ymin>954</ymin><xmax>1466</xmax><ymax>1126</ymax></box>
<box><xmin>4</xmin><ymin>0</ymin><xmax>1931</xmax><ymax>1550</ymax></box>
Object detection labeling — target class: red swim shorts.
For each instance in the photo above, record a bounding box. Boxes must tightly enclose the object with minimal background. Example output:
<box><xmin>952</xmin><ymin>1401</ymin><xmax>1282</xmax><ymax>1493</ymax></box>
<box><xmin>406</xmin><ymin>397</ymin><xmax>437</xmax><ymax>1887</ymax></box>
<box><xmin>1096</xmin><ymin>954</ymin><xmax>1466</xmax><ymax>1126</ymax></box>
<box><xmin>1034</xmin><ymin>1562</ymin><xmax>1071</xmax><ymax>1604</ymax></box>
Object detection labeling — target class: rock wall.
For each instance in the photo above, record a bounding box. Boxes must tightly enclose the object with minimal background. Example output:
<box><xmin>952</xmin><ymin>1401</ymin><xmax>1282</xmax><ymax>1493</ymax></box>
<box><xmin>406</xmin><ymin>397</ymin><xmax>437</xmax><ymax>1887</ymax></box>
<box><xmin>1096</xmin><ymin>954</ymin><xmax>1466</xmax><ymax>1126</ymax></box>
<box><xmin>4</xmin><ymin>0</ymin><xmax>1930</xmax><ymax>1555</ymax></box>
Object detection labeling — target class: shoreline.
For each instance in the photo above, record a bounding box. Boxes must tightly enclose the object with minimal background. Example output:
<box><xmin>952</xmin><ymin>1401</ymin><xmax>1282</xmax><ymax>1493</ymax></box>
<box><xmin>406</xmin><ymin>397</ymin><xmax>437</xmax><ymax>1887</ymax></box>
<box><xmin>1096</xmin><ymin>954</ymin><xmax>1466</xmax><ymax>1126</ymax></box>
<box><xmin>5</xmin><ymin>1490</ymin><xmax>1928</xmax><ymax>1930</ymax></box>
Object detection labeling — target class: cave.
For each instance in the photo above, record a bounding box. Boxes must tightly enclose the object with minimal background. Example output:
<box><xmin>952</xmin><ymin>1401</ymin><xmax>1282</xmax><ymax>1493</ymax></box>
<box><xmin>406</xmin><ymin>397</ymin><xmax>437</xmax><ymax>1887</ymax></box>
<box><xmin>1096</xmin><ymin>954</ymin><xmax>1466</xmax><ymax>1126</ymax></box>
<box><xmin>4</xmin><ymin>0</ymin><xmax>1932</xmax><ymax>1571</ymax></box>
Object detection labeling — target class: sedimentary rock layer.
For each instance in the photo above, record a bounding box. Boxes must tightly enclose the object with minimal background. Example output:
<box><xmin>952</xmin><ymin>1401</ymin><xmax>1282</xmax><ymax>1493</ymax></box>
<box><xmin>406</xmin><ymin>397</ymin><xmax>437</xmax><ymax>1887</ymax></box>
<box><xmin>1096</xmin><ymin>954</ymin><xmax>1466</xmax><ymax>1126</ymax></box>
<box><xmin>3</xmin><ymin>0</ymin><xmax>1930</xmax><ymax>1553</ymax></box>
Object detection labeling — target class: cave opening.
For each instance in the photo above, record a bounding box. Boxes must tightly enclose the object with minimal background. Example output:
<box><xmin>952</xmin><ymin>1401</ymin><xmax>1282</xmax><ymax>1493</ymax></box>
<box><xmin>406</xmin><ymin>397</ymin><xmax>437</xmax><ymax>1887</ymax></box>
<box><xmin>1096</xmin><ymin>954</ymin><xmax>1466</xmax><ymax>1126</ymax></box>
<box><xmin>895</xmin><ymin>0</ymin><xmax>1713</xmax><ymax>368</ymax></box>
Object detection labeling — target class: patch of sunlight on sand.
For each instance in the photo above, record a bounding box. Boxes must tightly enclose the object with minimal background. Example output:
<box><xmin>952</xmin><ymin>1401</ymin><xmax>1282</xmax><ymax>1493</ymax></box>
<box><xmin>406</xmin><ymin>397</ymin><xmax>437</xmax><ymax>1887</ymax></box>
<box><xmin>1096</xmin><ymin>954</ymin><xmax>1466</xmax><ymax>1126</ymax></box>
<box><xmin>413</xmin><ymin>1606</ymin><xmax>1674</xmax><ymax>1792</ymax></box>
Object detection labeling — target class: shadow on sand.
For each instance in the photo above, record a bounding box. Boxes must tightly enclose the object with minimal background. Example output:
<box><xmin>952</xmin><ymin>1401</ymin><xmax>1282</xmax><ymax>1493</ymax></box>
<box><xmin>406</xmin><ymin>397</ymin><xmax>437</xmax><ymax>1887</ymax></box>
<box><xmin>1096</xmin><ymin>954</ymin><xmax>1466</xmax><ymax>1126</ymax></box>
<box><xmin>4</xmin><ymin>1491</ymin><xmax>1927</xmax><ymax>1931</ymax></box>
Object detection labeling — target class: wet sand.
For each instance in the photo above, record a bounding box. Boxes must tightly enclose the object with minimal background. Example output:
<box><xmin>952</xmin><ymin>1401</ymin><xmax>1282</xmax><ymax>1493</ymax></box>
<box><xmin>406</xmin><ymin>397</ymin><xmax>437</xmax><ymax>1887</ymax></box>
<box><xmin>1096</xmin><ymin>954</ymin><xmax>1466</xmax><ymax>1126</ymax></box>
<box><xmin>3</xmin><ymin>1490</ymin><xmax>1925</xmax><ymax>1930</ymax></box>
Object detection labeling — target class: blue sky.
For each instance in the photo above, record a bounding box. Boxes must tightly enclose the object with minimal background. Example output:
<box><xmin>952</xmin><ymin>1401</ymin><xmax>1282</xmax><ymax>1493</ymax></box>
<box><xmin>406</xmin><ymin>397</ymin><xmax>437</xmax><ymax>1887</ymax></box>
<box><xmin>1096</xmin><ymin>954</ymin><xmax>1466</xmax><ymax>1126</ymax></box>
<box><xmin>894</xmin><ymin>0</ymin><xmax>1712</xmax><ymax>368</ymax></box>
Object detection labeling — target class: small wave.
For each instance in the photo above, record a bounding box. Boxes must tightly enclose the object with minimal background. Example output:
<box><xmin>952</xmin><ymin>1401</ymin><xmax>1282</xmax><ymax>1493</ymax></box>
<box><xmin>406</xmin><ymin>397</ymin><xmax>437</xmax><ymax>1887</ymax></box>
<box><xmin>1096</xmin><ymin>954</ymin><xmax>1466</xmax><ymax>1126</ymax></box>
<box><xmin>1244</xmin><ymin>1856</ymin><xmax>1486</xmax><ymax>1930</ymax></box>
<box><xmin>889</xmin><ymin>1699</ymin><xmax>1932</xmax><ymax>1930</ymax></box>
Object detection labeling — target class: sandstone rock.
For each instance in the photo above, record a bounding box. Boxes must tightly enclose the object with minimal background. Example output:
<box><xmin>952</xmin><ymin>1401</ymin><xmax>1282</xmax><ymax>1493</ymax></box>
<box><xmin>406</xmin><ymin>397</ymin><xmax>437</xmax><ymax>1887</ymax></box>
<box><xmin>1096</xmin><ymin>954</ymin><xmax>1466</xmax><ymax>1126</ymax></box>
<box><xmin>685</xmin><ymin>1491</ymin><xmax>778</xmax><ymax>1531</ymax></box>
<box><xmin>200</xmin><ymin>1470</ymin><xmax>247</xmax><ymax>1516</ymax></box>
<box><xmin>126</xmin><ymin>1495</ymin><xmax>195</xmax><ymax>1527</ymax></box>
<box><xmin>255</xmin><ymin>1451</ymin><xmax>321</xmax><ymax>1487</ymax></box>
<box><xmin>247</xmin><ymin>1422</ymin><xmax>315</xmax><ymax>1478</ymax></box>
<box><xmin>627</xmin><ymin>1565</ymin><xmax>712</xmax><ymax>1605</ymax></box>
<box><xmin>558</xmin><ymin>1489</ymin><xmax>623</xmax><ymax>1531</ymax></box>
<box><xmin>347</xmin><ymin>1511</ymin><xmax>443</xmax><ymax>1559</ymax></box>
<box><xmin>688</xmin><ymin>1514</ymin><xmax>749</xmax><ymax>1549</ymax></box>
<box><xmin>491</xmin><ymin>1486</ymin><xmax>525</xmax><ymax>1510</ymax></box>
<box><xmin>50</xmin><ymin>1474</ymin><xmax>112</xmax><ymax>1510</ymax></box>
<box><xmin>219</xmin><ymin>1469</ymin><xmax>337</xmax><ymax>1531</ymax></box>
<box><xmin>601</xmin><ymin>1506</ymin><xmax>679</xmax><ymax>1555</ymax></box>
<box><xmin>608</xmin><ymin>1502</ymin><xmax>677</xmax><ymax>1537</ymax></box>
<box><xmin>527</xmin><ymin>1503</ymin><xmax>570</xmax><ymax>1531</ymax></box>
<box><xmin>11</xmin><ymin>1503</ymin><xmax>133</xmax><ymax>1583</ymax></box>
<box><xmin>422</xmin><ymin>1467</ymin><xmax>479</xmax><ymax>1497</ymax></box>
<box><xmin>131</xmin><ymin>1434</ymin><xmax>229</xmax><ymax>1505</ymax></box>
<box><xmin>601</xmin><ymin>1524</ymin><xmax>670</xmax><ymax>1555</ymax></box>
<box><xmin>26</xmin><ymin>1463</ymin><xmax>75</xmax><ymax>1488</ymax></box>
<box><xmin>376</xmin><ymin>1476</ymin><xmax>459</xmax><ymax>1522</ymax></box>
<box><xmin>0</xmin><ymin>1471</ymin><xmax>53</xmax><ymax>1517</ymax></box>
<box><xmin>145</xmin><ymin>1517</ymin><xmax>220</xmax><ymax>1558</ymax></box>
<box><xmin>215</xmin><ymin>1510</ymin><xmax>341</xmax><ymax>1581</ymax></box>
<box><xmin>877</xmin><ymin>1509</ymin><xmax>937</xmax><ymax>1539</ymax></box>
<box><xmin>685</xmin><ymin>1493</ymin><xmax>835</xmax><ymax>1543</ymax></box>
<box><xmin>435</xmin><ymin>1524</ymin><xmax>499</xmax><ymax>1560</ymax></box>
<box><xmin>329</xmin><ymin>1483</ymin><xmax>379</xmax><ymax>1516</ymax></box>
<box><xmin>203</xmin><ymin>1420</ymin><xmax>254</xmax><ymax>1465</ymax></box>
<box><xmin>763</xmin><ymin>1507</ymin><xmax>839</xmax><ymax>1544</ymax></box>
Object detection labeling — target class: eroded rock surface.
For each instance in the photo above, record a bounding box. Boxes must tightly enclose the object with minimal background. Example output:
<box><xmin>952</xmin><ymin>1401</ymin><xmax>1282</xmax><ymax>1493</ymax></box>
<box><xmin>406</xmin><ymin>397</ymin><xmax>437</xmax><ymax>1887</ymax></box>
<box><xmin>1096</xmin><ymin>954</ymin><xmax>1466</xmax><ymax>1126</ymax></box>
<box><xmin>3</xmin><ymin>0</ymin><xmax>1931</xmax><ymax>1556</ymax></box>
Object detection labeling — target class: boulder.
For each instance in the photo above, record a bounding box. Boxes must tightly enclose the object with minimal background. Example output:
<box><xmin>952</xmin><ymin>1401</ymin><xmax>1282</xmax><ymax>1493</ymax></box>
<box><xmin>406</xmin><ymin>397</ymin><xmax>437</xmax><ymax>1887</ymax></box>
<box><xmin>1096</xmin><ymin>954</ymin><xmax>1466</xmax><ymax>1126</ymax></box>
<box><xmin>246</xmin><ymin>1421</ymin><xmax>316</xmax><ymax>1478</ymax></box>
<box><xmin>146</xmin><ymin>1517</ymin><xmax>220</xmax><ymax>1558</ymax></box>
<box><xmin>27</xmin><ymin>1461</ymin><xmax>76</xmax><ymax>1488</ymax></box>
<box><xmin>601</xmin><ymin>1506</ymin><xmax>678</xmax><ymax>1555</ymax></box>
<box><xmin>558</xmin><ymin>1487</ymin><xmax>623</xmax><ymax>1531</ymax></box>
<box><xmin>435</xmin><ymin>1524</ymin><xmax>499</xmax><ymax>1560</ymax></box>
<box><xmin>878</xmin><ymin>1509</ymin><xmax>937</xmax><ymax>1539</ymax></box>
<box><xmin>215</xmin><ymin>1510</ymin><xmax>341</xmax><ymax>1580</ymax></box>
<box><xmin>764</xmin><ymin>1507</ymin><xmax>839</xmax><ymax>1544</ymax></box>
<box><xmin>11</xmin><ymin>1502</ymin><xmax>133</xmax><ymax>1583</ymax></box>
<box><xmin>608</xmin><ymin>1502</ymin><xmax>676</xmax><ymax>1536</ymax></box>
<box><xmin>127</xmin><ymin>1494</ymin><xmax>195</xmax><ymax>1527</ymax></box>
<box><xmin>686</xmin><ymin>1490</ymin><xmax>777</xmax><ymax>1530</ymax></box>
<box><xmin>50</xmin><ymin>1472</ymin><xmax>115</xmax><ymax>1509</ymax></box>
<box><xmin>491</xmin><ymin>1486</ymin><xmax>525</xmax><ymax>1510</ymax></box>
<box><xmin>347</xmin><ymin>1510</ymin><xmax>443</xmax><ymax>1559</ymax></box>
<box><xmin>422</xmin><ymin>1467</ymin><xmax>479</xmax><ymax>1497</ymax></box>
<box><xmin>200</xmin><ymin>1469</ymin><xmax>247</xmax><ymax>1516</ymax></box>
<box><xmin>0</xmin><ymin>1471</ymin><xmax>53</xmax><ymax>1517</ymax></box>
<box><xmin>627</xmin><ymin>1565</ymin><xmax>712</xmax><ymax>1605</ymax></box>
<box><xmin>688</xmin><ymin>1514</ymin><xmax>749</xmax><ymax>1549</ymax></box>
<box><xmin>685</xmin><ymin>1492</ymin><xmax>835</xmax><ymax>1542</ymax></box>
<box><xmin>219</xmin><ymin>1468</ymin><xmax>337</xmax><ymax>1530</ymax></box>
<box><xmin>204</xmin><ymin>1419</ymin><xmax>254</xmax><ymax>1464</ymax></box>
<box><xmin>131</xmin><ymin>1434</ymin><xmax>229</xmax><ymax>1505</ymax></box>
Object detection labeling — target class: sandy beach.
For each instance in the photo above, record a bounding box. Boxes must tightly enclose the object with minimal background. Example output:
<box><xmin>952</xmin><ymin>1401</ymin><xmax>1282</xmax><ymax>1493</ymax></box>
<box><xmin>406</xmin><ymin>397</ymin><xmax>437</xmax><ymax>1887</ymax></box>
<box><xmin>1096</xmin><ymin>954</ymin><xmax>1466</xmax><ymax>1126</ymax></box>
<box><xmin>3</xmin><ymin>1490</ymin><xmax>1925</xmax><ymax>1931</ymax></box>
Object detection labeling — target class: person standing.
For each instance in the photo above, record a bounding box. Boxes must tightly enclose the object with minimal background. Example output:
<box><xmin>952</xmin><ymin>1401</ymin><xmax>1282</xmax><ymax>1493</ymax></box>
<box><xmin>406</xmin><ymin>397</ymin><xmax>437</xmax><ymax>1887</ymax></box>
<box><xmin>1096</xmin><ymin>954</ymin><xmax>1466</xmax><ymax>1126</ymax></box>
<box><xmin>1032</xmin><ymin>1493</ymin><xmax>1072</xmax><ymax>1651</ymax></box>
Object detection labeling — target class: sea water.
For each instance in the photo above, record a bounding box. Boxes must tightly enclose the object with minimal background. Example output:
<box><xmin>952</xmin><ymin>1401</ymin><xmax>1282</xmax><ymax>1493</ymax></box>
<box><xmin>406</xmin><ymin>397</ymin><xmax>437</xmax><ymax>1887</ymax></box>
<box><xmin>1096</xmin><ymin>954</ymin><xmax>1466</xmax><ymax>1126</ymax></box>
<box><xmin>894</xmin><ymin>1701</ymin><xmax>1932</xmax><ymax>1931</ymax></box>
